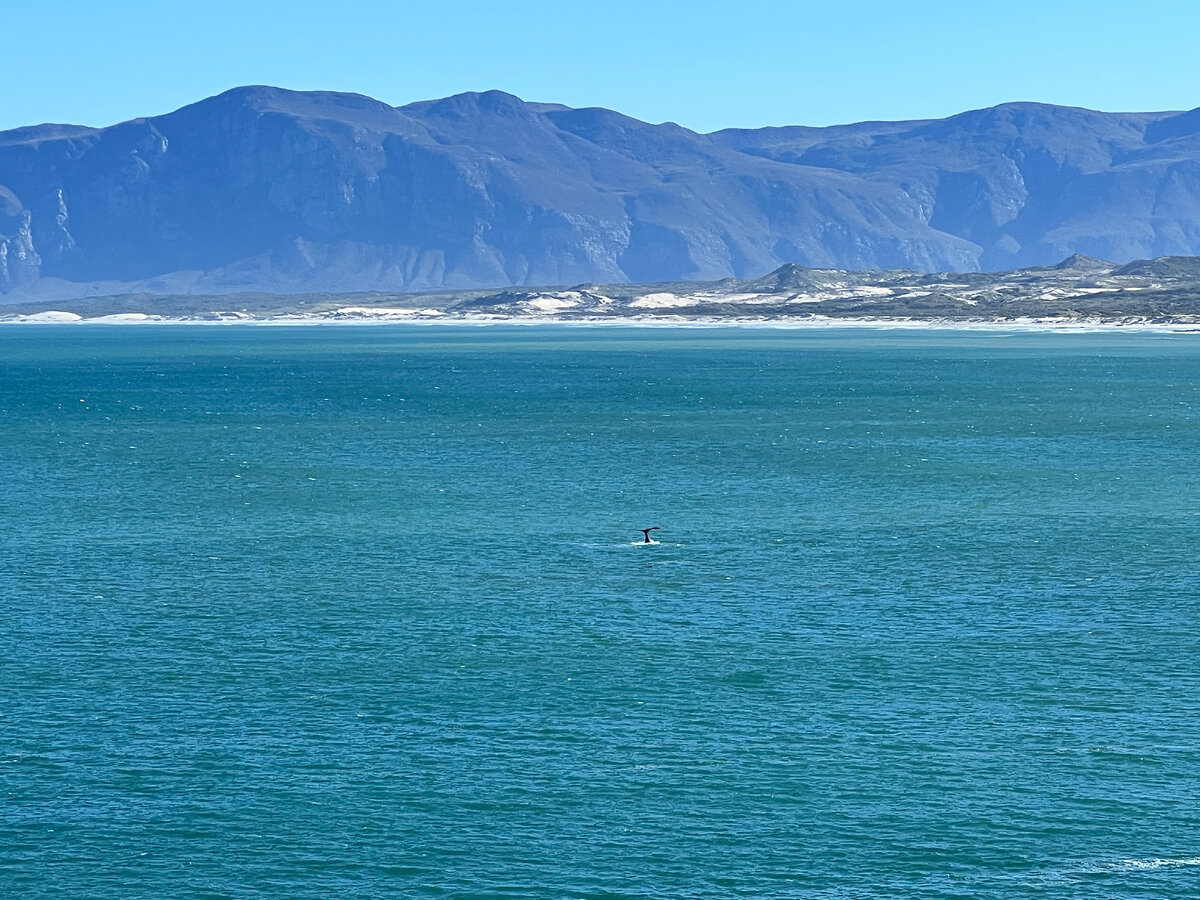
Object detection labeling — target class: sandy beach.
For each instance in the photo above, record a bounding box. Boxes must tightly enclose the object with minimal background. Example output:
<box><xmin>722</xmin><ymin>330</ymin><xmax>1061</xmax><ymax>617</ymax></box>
<box><xmin>4</xmin><ymin>306</ymin><xmax>1200</xmax><ymax>332</ymax></box>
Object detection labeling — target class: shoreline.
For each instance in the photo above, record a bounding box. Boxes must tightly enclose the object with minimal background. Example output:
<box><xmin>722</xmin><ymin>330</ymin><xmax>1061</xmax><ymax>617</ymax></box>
<box><xmin>3</xmin><ymin>309</ymin><xmax>1200</xmax><ymax>333</ymax></box>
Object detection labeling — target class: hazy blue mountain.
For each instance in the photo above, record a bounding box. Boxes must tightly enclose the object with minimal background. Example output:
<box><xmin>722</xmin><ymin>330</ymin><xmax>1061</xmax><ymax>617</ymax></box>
<box><xmin>1</xmin><ymin>87</ymin><xmax>1198</xmax><ymax>297</ymax></box>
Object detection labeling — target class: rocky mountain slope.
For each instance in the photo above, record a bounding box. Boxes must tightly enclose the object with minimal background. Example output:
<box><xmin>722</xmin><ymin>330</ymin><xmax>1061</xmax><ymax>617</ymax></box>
<box><xmin>3</xmin><ymin>88</ymin><xmax>1200</xmax><ymax>298</ymax></box>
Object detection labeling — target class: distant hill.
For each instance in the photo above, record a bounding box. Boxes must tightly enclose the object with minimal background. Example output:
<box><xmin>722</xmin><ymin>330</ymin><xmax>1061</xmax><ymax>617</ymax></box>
<box><xmin>3</xmin><ymin>87</ymin><xmax>1200</xmax><ymax>298</ymax></box>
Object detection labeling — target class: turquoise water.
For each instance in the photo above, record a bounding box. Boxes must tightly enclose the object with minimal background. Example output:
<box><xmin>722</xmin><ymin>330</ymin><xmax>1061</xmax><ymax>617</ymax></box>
<box><xmin>3</xmin><ymin>325</ymin><xmax>1200</xmax><ymax>898</ymax></box>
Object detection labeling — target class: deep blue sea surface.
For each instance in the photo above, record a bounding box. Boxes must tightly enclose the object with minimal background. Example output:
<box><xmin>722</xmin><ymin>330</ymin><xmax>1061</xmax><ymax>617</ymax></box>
<box><xmin>3</xmin><ymin>324</ymin><xmax>1200</xmax><ymax>898</ymax></box>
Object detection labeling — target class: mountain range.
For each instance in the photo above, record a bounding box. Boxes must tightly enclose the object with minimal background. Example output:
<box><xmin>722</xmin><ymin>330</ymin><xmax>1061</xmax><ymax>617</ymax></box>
<box><xmin>3</xmin><ymin>87</ymin><xmax>1200</xmax><ymax>298</ymax></box>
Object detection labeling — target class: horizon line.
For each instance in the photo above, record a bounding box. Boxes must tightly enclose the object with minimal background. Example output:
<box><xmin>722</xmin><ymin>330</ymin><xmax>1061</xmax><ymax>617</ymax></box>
<box><xmin>2</xmin><ymin>84</ymin><xmax>1192</xmax><ymax>137</ymax></box>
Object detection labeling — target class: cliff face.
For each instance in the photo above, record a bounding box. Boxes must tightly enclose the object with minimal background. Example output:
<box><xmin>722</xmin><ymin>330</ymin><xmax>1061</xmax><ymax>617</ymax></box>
<box><xmin>0</xmin><ymin>186</ymin><xmax>42</xmax><ymax>290</ymax></box>
<box><xmin>2</xmin><ymin>87</ymin><xmax>1199</xmax><ymax>297</ymax></box>
<box><xmin>713</xmin><ymin>102</ymin><xmax>1200</xmax><ymax>271</ymax></box>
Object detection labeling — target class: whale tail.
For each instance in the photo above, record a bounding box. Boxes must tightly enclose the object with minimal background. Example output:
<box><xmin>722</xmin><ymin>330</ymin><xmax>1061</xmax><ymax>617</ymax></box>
<box><xmin>639</xmin><ymin>527</ymin><xmax>661</xmax><ymax>543</ymax></box>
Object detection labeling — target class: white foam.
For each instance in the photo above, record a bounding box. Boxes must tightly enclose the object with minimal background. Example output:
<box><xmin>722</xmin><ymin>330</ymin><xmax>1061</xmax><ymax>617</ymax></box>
<box><xmin>4</xmin><ymin>307</ymin><xmax>1200</xmax><ymax>332</ymax></box>
<box><xmin>1117</xmin><ymin>857</ymin><xmax>1200</xmax><ymax>870</ymax></box>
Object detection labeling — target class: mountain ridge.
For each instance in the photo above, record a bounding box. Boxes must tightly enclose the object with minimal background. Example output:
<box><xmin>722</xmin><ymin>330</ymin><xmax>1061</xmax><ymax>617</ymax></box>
<box><xmin>2</xmin><ymin>87</ymin><xmax>1199</xmax><ymax>300</ymax></box>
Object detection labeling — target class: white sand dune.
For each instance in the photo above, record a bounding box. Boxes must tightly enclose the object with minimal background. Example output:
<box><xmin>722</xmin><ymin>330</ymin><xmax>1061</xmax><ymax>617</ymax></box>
<box><xmin>630</xmin><ymin>293</ymin><xmax>698</xmax><ymax>308</ymax></box>
<box><xmin>6</xmin><ymin>310</ymin><xmax>84</xmax><ymax>323</ymax></box>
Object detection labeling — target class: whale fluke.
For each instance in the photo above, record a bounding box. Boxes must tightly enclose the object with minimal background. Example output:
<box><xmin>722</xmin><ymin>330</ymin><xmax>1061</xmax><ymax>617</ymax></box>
<box><xmin>639</xmin><ymin>527</ymin><xmax>661</xmax><ymax>543</ymax></box>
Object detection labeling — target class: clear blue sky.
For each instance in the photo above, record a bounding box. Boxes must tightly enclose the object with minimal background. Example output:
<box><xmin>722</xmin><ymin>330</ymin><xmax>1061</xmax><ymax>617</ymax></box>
<box><xmin>5</xmin><ymin>0</ymin><xmax>1199</xmax><ymax>133</ymax></box>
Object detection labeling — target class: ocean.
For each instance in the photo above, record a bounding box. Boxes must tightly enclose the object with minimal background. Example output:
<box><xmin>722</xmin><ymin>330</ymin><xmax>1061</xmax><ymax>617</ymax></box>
<box><xmin>2</xmin><ymin>324</ymin><xmax>1199</xmax><ymax>898</ymax></box>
